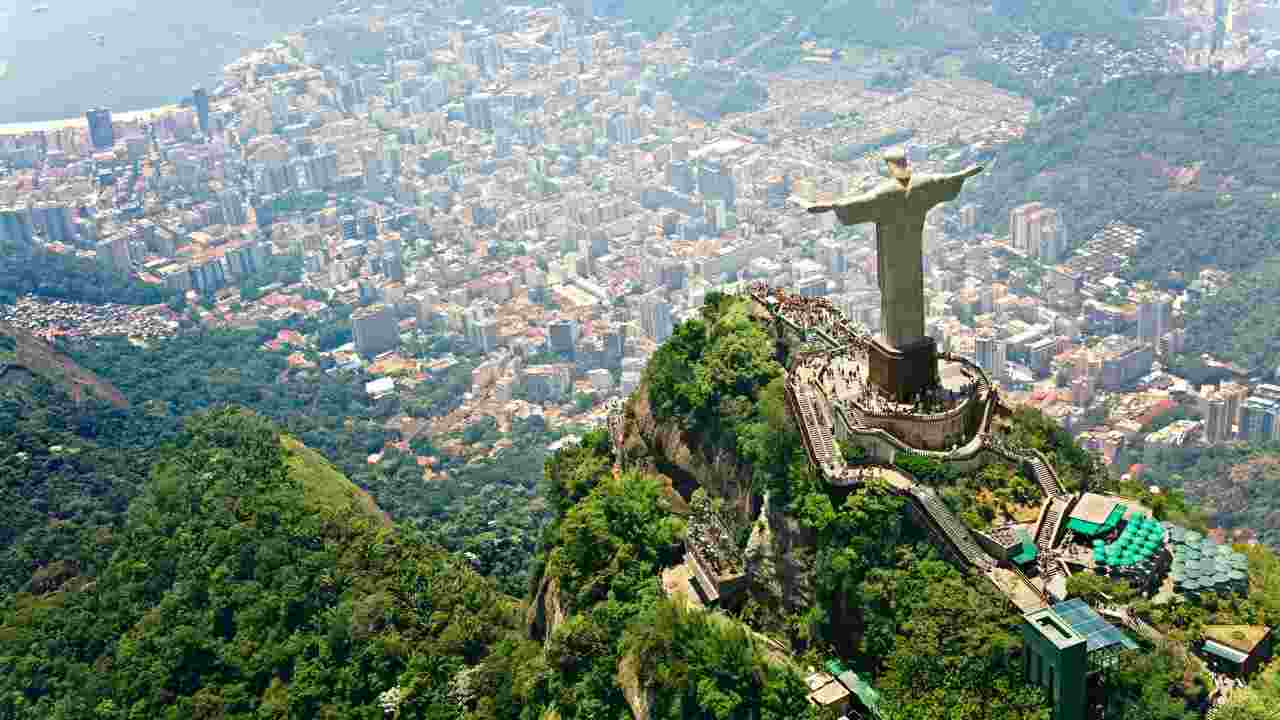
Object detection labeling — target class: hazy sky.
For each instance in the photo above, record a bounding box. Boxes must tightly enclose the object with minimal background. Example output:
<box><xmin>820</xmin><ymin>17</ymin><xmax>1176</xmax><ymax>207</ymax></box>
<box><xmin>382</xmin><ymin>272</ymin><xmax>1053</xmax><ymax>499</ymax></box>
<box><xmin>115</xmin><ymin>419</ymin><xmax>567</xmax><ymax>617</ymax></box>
<box><xmin>0</xmin><ymin>0</ymin><xmax>317</xmax><ymax>123</ymax></box>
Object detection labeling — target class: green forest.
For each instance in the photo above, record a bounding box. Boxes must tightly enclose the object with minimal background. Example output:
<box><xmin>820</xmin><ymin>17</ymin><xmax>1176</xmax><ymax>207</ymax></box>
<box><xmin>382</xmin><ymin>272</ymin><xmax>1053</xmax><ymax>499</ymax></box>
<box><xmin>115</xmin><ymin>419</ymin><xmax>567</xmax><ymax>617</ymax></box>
<box><xmin>60</xmin><ymin>328</ymin><xmax>559</xmax><ymax>597</ymax></box>
<box><xmin>7</xmin><ymin>292</ymin><xmax>1280</xmax><ymax>717</ymax></box>
<box><xmin>0</xmin><ymin>407</ymin><xmax>523</xmax><ymax>719</ymax></box>
<box><xmin>1127</xmin><ymin>442</ymin><xmax>1280</xmax><ymax>548</ymax></box>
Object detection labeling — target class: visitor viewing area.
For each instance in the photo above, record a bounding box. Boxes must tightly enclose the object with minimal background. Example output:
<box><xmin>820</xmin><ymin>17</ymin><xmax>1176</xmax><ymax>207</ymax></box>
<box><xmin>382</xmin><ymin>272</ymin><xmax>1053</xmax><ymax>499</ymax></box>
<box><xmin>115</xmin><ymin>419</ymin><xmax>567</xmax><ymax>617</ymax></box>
<box><xmin>744</xmin><ymin>283</ymin><xmax>1151</xmax><ymax>620</ymax></box>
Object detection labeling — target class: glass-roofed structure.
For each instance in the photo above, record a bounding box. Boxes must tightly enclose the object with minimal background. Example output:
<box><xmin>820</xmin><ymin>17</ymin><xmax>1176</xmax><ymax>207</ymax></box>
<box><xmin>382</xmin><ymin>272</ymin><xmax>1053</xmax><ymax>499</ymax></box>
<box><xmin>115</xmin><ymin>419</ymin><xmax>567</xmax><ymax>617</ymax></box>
<box><xmin>1022</xmin><ymin>600</ymin><xmax>1139</xmax><ymax>720</ymax></box>
<box><xmin>1051</xmin><ymin>599</ymin><xmax>1139</xmax><ymax>669</ymax></box>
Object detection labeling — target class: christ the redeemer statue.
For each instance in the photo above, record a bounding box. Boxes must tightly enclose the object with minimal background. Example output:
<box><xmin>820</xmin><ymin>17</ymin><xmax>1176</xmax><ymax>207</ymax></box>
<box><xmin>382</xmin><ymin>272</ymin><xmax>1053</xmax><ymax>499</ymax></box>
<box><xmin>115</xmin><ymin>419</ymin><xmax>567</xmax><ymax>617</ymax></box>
<box><xmin>804</xmin><ymin>148</ymin><xmax>984</xmax><ymax>350</ymax></box>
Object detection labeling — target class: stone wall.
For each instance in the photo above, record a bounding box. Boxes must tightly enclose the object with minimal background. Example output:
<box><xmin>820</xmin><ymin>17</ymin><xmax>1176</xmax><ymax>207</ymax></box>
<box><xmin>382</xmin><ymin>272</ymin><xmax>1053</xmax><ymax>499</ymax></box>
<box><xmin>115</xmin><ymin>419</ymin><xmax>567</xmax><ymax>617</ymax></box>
<box><xmin>856</xmin><ymin>393</ymin><xmax>981</xmax><ymax>451</ymax></box>
<box><xmin>833</xmin><ymin>405</ymin><xmax>1032</xmax><ymax>476</ymax></box>
<box><xmin>975</xmin><ymin>529</ymin><xmax>1019</xmax><ymax>563</ymax></box>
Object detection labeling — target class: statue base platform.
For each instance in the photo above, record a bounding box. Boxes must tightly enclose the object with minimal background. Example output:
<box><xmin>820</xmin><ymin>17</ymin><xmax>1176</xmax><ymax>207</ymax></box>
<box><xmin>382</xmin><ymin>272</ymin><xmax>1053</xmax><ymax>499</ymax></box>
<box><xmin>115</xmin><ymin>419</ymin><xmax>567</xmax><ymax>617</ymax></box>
<box><xmin>867</xmin><ymin>336</ymin><xmax>938</xmax><ymax>403</ymax></box>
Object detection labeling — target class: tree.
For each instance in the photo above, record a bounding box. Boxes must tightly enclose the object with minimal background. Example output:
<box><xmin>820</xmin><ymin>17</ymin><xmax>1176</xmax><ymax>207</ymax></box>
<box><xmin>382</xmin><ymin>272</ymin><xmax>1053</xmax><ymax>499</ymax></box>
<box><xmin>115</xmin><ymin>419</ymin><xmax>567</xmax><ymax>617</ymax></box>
<box><xmin>1097</xmin><ymin>646</ymin><xmax>1202</xmax><ymax>719</ymax></box>
<box><xmin>1065</xmin><ymin>573</ymin><xmax>1136</xmax><ymax>607</ymax></box>
<box><xmin>870</xmin><ymin>560</ymin><xmax>1049</xmax><ymax>720</ymax></box>
<box><xmin>645</xmin><ymin>318</ymin><xmax>709</xmax><ymax>422</ymax></box>
<box><xmin>1213</xmin><ymin>688</ymin><xmax>1280</xmax><ymax>720</ymax></box>
<box><xmin>0</xmin><ymin>408</ymin><xmax>522</xmax><ymax>718</ymax></box>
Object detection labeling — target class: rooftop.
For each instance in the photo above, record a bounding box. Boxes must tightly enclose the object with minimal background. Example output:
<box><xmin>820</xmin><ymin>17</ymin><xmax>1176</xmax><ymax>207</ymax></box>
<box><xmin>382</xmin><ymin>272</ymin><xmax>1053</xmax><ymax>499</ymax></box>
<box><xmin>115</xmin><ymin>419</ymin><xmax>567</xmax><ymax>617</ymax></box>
<box><xmin>1051</xmin><ymin>599</ymin><xmax>1139</xmax><ymax>653</ymax></box>
<box><xmin>1025</xmin><ymin>607</ymin><xmax>1086</xmax><ymax>649</ymax></box>
<box><xmin>1203</xmin><ymin>625</ymin><xmax>1272</xmax><ymax>655</ymax></box>
<box><xmin>1070</xmin><ymin>492</ymin><xmax>1126</xmax><ymax>526</ymax></box>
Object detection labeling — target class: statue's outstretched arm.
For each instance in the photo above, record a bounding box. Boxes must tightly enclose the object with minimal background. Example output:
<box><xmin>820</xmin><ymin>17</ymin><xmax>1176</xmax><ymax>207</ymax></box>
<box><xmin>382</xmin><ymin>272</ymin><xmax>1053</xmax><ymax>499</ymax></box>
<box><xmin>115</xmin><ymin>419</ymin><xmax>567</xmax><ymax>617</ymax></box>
<box><xmin>799</xmin><ymin>189</ymin><xmax>884</xmax><ymax>225</ymax></box>
<box><xmin>917</xmin><ymin>165</ymin><xmax>984</xmax><ymax>206</ymax></box>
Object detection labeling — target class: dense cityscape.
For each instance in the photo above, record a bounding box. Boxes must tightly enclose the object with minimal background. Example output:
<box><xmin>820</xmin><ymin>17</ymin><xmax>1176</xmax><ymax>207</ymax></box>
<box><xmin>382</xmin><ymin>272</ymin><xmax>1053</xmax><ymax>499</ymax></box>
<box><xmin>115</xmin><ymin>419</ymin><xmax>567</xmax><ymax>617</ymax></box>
<box><xmin>0</xmin><ymin>0</ymin><xmax>1277</xmax><ymax>475</ymax></box>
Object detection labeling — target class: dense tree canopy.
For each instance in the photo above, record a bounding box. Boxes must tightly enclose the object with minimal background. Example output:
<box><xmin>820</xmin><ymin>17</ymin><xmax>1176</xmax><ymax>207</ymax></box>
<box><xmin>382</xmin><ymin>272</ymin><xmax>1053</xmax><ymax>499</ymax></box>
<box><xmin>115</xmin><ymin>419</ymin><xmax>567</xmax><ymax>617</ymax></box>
<box><xmin>0</xmin><ymin>408</ymin><xmax>522</xmax><ymax>719</ymax></box>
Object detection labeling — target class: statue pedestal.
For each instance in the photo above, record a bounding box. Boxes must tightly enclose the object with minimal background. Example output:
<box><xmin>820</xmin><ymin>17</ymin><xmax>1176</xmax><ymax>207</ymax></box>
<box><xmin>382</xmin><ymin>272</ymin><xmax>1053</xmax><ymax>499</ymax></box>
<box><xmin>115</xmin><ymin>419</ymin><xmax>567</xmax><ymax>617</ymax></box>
<box><xmin>868</xmin><ymin>336</ymin><xmax>938</xmax><ymax>403</ymax></box>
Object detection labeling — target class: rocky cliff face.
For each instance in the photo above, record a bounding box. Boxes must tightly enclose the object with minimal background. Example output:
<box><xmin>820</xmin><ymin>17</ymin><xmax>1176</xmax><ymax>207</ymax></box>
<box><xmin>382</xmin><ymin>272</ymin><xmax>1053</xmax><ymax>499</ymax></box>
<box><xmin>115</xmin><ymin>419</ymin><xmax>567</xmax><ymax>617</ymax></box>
<box><xmin>617</xmin><ymin>651</ymin><xmax>656</xmax><ymax>720</ymax></box>
<box><xmin>619</xmin><ymin>380</ymin><xmax>817</xmax><ymax>636</ymax></box>
<box><xmin>745</xmin><ymin>492</ymin><xmax>817</xmax><ymax>629</ymax></box>
<box><xmin>526</xmin><ymin>573</ymin><xmax>569</xmax><ymax>646</ymax></box>
<box><xmin>620</xmin><ymin>381</ymin><xmax>755</xmax><ymax>522</ymax></box>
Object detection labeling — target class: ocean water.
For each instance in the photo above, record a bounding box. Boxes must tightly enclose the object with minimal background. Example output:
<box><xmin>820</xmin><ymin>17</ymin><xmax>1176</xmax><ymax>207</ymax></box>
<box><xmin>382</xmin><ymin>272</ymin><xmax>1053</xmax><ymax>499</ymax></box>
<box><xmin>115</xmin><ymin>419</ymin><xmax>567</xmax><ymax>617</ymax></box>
<box><xmin>0</xmin><ymin>0</ymin><xmax>321</xmax><ymax>124</ymax></box>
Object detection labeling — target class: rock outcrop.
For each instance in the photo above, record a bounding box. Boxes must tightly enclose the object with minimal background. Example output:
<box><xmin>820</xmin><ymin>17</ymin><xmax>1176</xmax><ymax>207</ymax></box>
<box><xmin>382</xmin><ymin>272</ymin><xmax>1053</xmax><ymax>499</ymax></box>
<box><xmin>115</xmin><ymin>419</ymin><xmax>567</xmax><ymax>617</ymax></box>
<box><xmin>527</xmin><ymin>573</ymin><xmax>570</xmax><ymax>646</ymax></box>
<box><xmin>621</xmin><ymin>381</ymin><xmax>755</xmax><ymax>523</ymax></box>
<box><xmin>617</xmin><ymin>651</ymin><xmax>656</xmax><ymax>720</ymax></box>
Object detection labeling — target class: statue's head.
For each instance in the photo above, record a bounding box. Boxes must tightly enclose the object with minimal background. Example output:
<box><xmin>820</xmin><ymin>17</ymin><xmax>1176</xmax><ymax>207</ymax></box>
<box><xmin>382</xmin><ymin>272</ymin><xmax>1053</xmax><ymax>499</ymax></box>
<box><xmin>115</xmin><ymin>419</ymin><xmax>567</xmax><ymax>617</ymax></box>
<box><xmin>884</xmin><ymin>147</ymin><xmax>910</xmax><ymax>183</ymax></box>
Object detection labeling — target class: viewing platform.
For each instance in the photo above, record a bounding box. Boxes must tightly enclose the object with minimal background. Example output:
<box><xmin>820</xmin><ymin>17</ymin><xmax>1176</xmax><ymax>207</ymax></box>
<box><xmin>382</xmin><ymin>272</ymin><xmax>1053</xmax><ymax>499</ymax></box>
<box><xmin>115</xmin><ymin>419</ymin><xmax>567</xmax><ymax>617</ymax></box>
<box><xmin>747</xmin><ymin>283</ymin><xmax>1079</xmax><ymax>608</ymax></box>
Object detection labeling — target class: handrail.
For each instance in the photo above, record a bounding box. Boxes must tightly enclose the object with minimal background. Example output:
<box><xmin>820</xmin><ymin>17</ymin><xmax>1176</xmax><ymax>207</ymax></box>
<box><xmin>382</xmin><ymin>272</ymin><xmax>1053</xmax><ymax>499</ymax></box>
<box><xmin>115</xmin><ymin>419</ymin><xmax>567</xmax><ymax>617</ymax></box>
<box><xmin>1011</xmin><ymin>563</ymin><xmax>1052</xmax><ymax>606</ymax></box>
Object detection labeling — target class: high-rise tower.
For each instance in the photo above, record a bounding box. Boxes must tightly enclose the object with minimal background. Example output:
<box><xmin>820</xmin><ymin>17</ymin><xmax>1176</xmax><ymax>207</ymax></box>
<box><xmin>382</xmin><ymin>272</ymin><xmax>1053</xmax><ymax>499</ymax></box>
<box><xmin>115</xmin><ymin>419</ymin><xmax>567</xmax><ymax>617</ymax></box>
<box><xmin>85</xmin><ymin>107</ymin><xmax>114</xmax><ymax>150</ymax></box>
<box><xmin>193</xmin><ymin>85</ymin><xmax>211</xmax><ymax>136</ymax></box>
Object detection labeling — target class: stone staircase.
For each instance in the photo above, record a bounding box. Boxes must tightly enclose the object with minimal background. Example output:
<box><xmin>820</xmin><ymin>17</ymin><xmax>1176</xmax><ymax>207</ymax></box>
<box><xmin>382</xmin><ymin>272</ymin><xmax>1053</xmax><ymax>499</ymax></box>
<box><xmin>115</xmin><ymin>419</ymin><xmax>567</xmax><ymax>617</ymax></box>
<box><xmin>1041</xmin><ymin>558</ymin><xmax>1064</xmax><ymax>584</ymax></box>
<box><xmin>793</xmin><ymin>383</ymin><xmax>834</xmax><ymax>467</ymax></box>
<box><xmin>973</xmin><ymin>371</ymin><xmax>990</xmax><ymax>396</ymax></box>
<box><xmin>1029</xmin><ymin>454</ymin><xmax>1067</xmax><ymax>499</ymax></box>
<box><xmin>786</xmin><ymin>381</ymin><xmax>825</xmax><ymax>471</ymax></box>
<box><xmin>845</xmin><ymin>402</ymin><xmax>867</xmax><ymax>429</ymax></box>
<box><xmin>1036</xmin><ymin>497</ymin><xmax>1070</xmax><ymax>565</ymax></box>
<box><xmin>909</xmin><ymin>485</ymin><xmax>992</xmax><ymax>570</ymax></box>
<box><xmin>687</xmin><ymin>553</ymin><xmax>721</xmax><ymax>604</ymax></box>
